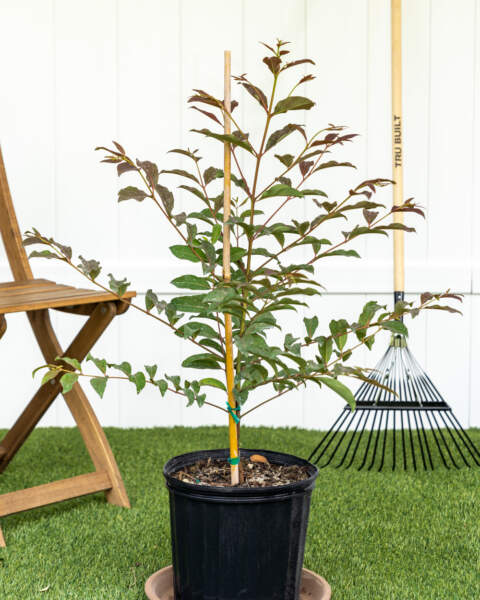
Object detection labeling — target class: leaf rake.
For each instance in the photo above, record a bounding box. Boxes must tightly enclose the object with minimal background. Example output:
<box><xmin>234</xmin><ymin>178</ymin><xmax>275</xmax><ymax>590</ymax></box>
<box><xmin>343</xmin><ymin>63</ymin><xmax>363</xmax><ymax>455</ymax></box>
<box><xmin>309</xmin><ymin>0</ymin><xmax>480</xmax><ymax>471</ymax></box>
<box><xmin>308</xmin><ymin>329</ymin><xmax>480</xmax><ymax>470</ymax></box>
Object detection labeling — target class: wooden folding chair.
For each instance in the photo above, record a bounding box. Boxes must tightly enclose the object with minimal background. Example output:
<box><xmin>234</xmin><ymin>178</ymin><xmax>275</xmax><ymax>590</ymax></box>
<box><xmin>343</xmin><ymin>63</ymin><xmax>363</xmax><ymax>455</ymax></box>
<box><xmin>0</xmin><ymin>147</ymin><xmax>135</xmax><ymax>546</ymax></box>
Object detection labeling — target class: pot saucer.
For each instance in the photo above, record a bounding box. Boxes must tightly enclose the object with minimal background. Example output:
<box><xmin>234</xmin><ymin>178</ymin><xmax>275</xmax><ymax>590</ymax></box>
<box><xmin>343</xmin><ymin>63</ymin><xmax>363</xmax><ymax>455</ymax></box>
<box><xmin>145</xmin><ymin>565</ymin><xmax>331</xmax><ymax>600</ymax></box>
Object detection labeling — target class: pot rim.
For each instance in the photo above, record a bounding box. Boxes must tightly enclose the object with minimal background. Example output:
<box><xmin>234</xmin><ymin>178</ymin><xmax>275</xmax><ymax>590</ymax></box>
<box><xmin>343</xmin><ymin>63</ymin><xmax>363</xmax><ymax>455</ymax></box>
<box><xmin>163</xmin><ymin>447</ymin><xmax>318</xmax><ymax>497</ymax></box>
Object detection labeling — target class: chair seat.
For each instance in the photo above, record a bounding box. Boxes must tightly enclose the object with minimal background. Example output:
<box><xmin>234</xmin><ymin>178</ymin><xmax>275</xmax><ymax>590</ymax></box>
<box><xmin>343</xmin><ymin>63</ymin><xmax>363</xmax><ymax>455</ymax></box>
<box><xmin>0</xmin><ymin>279</ymin><xmax>136</xmax><ymax>314</ymax></box>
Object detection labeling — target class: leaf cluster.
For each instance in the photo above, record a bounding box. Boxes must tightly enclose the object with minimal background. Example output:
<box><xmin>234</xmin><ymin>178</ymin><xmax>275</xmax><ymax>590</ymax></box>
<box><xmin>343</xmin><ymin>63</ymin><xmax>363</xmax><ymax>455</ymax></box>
<box><xmin>24</xmin><ymin>40</ymin><xmax>461</xmax><ymax>418</ymax></box>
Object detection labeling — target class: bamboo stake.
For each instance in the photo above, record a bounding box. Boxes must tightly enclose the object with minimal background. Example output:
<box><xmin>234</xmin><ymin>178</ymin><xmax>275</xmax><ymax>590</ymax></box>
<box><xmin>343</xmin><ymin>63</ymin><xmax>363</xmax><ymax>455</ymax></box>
<box><xmin>223</xmin><ymin>50</ymin><xmax>240</xmax><ymax>485</ymax></box>
<box><xmin>392</xmin><ymin>0</ymin><xmax>404</xmax><ymax>293</ymax></box>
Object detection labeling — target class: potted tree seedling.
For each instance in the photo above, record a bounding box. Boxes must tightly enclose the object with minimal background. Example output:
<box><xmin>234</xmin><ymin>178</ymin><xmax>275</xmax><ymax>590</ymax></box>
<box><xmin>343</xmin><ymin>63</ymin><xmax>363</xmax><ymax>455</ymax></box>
<box><xmin>28</xmin><ymin>41</ymin><xmax>459</xmax><ymax>600</ymax></box>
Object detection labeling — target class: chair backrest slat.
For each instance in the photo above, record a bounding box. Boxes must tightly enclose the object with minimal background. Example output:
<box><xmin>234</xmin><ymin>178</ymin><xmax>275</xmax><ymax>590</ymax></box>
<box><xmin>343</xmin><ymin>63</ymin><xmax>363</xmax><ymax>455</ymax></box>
<box><xmin>0</xmin><ymin>147</ymin><xmax>33</xmax><ymax>281</ymax></box>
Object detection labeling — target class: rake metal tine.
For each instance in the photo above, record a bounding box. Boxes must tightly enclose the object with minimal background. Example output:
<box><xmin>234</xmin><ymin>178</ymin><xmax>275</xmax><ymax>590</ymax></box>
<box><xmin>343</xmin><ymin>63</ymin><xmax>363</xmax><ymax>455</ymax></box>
<box><xmin>338</xmin><ymin>409</ymin><xmax>369</xmax><ymax>468</ymax></box>
<box><xmin>308</xmin><ymin>334</ymin><xmax>480</xmax><ymax>471</ymax></box>
<box><xmin>412</xmin><ymin>410</ymin><xmax>428</xmax><ymax>470</ymax></box>
<box><xmin>346</xmin><ymin>410</ymin><xmax>372</xmax><ymax>469</ymax></box>
<box><xmin>406</xmin><ymin>411</ymin><xmax>417</xmax><ymax>471</ymax></box>
<box><xmin>378</xmin><ymin>410</ymin><xmax>390</xmax><ymax>472</ymax></box>
<box><xmin>419</xmin><ymin>411</ymin><xmax>434</xmax><ymax>470</ymax></box>
<box><xmin>424</xmin><ymin>411</ymin><xmax>450</xmax><ymax>469</ymax></box>
<box><xmin>358</xmin><ymin>410</ymin><xmax>379</xmax><ymax>471</ymax></box>
<box><xmin>437</xmin><ymin>411</ymin><xmax>471</xmax><ymax>468</ymax></box>
<box><xmin>445</xmin><ymin>411</ymin><xmax>480</xmax><ymax>465</ymax></box>
<box><xmin>430</xmin><ymin>411</ymin><xmax>459</xmax><ymax>469</ymax></box>
<box><xmin>308</xmin><ymin>409</ymin><xmax>349</xmax><ymax>463</ymax></box>
<box><xmin>400</xmin><ymin>411</ymin><xmax>407</xmax><ymax>470</ymax></box>
<box><xmin>368</xmin><ymin>409</ymin><xmax>385</xmax><ymax>471</ymax></box>
<box><xmin>319</xmin><ymin>409</ymin><xmax>358</xmax><ymax>468</ymax></box>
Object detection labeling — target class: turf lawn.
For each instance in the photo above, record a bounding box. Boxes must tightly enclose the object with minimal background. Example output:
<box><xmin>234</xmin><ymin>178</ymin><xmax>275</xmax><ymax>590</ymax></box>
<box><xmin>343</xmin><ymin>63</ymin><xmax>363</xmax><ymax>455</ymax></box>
<box><xmin>0</xmin><ymin>426</ymin><xmax>478</xmax><ymax>599</ymax></box>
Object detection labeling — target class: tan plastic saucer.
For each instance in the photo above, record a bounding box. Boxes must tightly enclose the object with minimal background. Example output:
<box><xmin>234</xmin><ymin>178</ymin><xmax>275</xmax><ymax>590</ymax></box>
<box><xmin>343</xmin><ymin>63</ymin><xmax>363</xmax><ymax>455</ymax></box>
<box><xmin>145</xmin><ymin>565</ymin><xmax>331</xmax><ymax>599</ymax></box>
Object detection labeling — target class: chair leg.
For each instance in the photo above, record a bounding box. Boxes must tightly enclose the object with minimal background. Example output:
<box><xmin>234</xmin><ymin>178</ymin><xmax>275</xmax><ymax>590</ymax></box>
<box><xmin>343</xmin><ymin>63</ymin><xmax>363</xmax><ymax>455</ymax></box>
<box><xmin>62</xmin><ymin>383</ymin><xmax>130</xmax><ymax>507</ymax></box>
<box><xmin>0</xmin><ymin>523</ymin><xmax>5</xmax><ymax>547</ymax></box>
<box><xmin>30</xmin><ymin>304</ymin><xmax>130</xmax><ymax>507</ymax></box>
<box><xmin>0</xmin><ymin>304</ymin><xmax>130</xmax><ymax>507</ymax></box>
<box><xmin>0</xmin><ymin>304</ymin><xmax>118</xmax><ymax>472</ymax></box>
<box><xmin>0</xmin><ymin>315</ymin><xmax>6</xmax><ymax>340</ymax></box>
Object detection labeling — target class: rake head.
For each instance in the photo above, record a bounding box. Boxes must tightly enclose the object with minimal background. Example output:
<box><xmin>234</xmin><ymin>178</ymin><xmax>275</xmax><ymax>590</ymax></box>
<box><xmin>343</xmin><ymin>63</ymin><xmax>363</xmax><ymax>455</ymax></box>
<box><xmin>309</xmin><ymin>335</ymin><xmax>480</xmax><ymax>471</ymax></box>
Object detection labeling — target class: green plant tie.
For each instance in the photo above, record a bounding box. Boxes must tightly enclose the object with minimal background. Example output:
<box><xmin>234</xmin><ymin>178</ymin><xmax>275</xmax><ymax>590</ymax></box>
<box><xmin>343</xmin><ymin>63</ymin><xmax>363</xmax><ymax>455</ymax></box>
<box><xmin>226</xmin><ymin>403</ymin><xmax>240</xmax><ymax>424</ymax></box>
<box><xmin>228</xmin><ymin>456</ymin><xmax>240</xmax><ymax>465</ymax></box>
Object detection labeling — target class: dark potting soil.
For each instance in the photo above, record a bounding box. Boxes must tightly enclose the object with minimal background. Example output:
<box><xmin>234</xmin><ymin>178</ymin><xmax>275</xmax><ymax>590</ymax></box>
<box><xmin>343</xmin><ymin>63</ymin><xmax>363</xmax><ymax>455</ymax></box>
<box><xmin>171</xmin><ymin>455</ymin><xmax>311</xmax><ymax>487</ymax></box>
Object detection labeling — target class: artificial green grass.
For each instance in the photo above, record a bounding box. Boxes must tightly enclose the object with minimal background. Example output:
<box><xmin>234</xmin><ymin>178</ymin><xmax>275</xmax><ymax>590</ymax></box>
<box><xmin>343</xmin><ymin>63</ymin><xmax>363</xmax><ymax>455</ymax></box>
<box><xmin>0</xmin><ymin>426</ymin><xmax>479</xmax><ymax>599</ymax></box>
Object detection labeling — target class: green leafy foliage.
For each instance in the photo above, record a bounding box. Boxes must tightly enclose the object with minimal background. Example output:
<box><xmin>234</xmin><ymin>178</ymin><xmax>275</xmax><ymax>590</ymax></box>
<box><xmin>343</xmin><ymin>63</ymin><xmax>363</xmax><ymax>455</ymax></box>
<box><xmin>108</xmin><ymin>274</ymin><xmax>130</xmax><ymax>296</ymax></box>
<box><xmin>60</xmin><ymin>372</ymin><xmax>78</xmax><ymax>394</ymax></box>
<box><xmin>24</xmin><ymin>39</ymin><xmax>460</xmax><ymax>426</ymax></box>
<box><xmin>91</xmin><ymin>377</ymin><xmax>108</xmax><ymax>398</ymax></box>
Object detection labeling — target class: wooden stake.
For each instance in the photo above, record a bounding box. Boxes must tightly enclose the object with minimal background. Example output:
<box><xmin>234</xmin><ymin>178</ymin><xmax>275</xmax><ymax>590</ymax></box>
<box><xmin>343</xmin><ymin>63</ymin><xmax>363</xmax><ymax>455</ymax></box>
<box><xmin>223</xmin><ymin>50</ymin><xmax>240</xmax><ymax>485</ymax></box>
<box><xmin>392</xmin><ymin>0</ymin><xmax>404</xmax><ymax>293</ymax></box>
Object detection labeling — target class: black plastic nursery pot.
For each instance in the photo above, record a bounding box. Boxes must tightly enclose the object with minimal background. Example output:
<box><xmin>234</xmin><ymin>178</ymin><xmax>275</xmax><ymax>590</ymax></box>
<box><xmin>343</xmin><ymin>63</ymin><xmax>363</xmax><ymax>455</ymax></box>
<box><xmin>163</xmin><ymin>448</ymin><xmax>318</xmax><ymax>600</ymax></box>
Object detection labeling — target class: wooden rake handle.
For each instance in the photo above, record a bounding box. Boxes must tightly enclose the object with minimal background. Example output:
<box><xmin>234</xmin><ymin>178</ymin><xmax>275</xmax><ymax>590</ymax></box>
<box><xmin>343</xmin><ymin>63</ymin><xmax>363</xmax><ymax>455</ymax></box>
<box><xmin>392</xmin><ymin>0</ymin><xmax>404</xmax><ymax>294</ymax></box>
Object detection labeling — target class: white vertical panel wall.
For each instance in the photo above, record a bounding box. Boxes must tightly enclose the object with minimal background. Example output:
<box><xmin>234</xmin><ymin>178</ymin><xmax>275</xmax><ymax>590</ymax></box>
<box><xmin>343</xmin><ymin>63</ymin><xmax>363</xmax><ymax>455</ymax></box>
<box><xmin>0</xmin><ymin>0</ymin><xmax>478</xmax><ymax>429</ymax></box>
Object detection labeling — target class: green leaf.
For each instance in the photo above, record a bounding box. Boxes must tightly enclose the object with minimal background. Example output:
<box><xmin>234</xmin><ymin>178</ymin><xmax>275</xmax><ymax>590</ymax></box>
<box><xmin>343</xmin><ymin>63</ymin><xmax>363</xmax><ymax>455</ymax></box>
<box><xmin>265</xmin><ymin>124</ymin><xmax>304</xmax><ymax>151</ymax></box>
<box><xmin>211</xmin><ymin>224</ymin><xmax>222</xmax><ymax>244</ymax></box>
<box><xmin>274</xmin><ymin>96</ymin><xmax>315</xmax><ymax>114</ymax></box>
<box><xmin>378</xmin><ymin>223</ymin><xmax>416</xmax><ymax>233</ymax></box>
<box><xmin>323</xmin><ymin>249</ymin><xmax>361</xmax><ymax>259</ymax></box>
<box><xmin>168</xmin><ymin>148</ymin><xmax>200</xmax><ymax>162</ymax></box>
<box><xmin>314</xmin><ymin>161</ymin><xmax>356</xmax><ymax>172</ymax></box>
<box><xmin>60</xmin><ymin>372</ymin><xmax>79</xmax><ymax>394</ymax></box>
<box><xmin>155</xmin><ymin>184</ymin><xmax>174</xmax><ymax>214</ymax></box>
<box><xmin>156</xmin><ymin>379</ymin><xmax>168</xmax><ymax>397</ymax></box>
<box><xmin>86</xmin><ymin>353</ymin><xmax>107</xmax><ymax>374</ymax></box>
<box><xmin>171</xmin><ymin>275</ymin><xmax>210</xmax><ymax>290</ymax></box>
<box><xmin>177</xmin><ymin>321</ymin><xmax>217</xmax><ymax>339</ymax></box>
<box><xmin>304</xmin><ymin>316</ymin><xmax>318</xmax><ymax>338</ymax></box>
<box><xmin>41</xmin><ymin>370</ymin><xmax>58</xmax><ymax>386</ymax></box>
<box><xmin>199</xmin><ymin>377</ymin><xmax>227</xmax><ymax>391</ymax></box>
<box><xmin>78</xmin><ymin>256</ymin><xmax>101</xmax><ymax>280</ymax></box>
<box><xmin>200</xmin><ymin>240</ymin><xmax>216</xmax><ymax>273</ymax></box>
<box><xmin>160</xmin><ymin>168</ymin><xmax>199</xmax><ymax>184</ymax></box>
<box><xmin>170</xmin><ymin>295</ymin><xmax>207</xmax><ymax>313</ymax></box>
<box><xmin>357</xmin><ymin>301</ymin><xmax>383</xmax><ymax>341</ymax></box>
<box><xmin>130</xmin><ymin>372</ymin><xmax>146</xmax><ymax>394</ymax></box>
<box><xmin>235</xmin><ymin>334</ymin><xmax>280</xmax><ymax>360</ymax></box>
<box><xmin>29</xmin><ymin>250</ymin><xmax>59</xmax><ymax>260</ymax></box>
<box><xmin>108</xmin><ymin>273</ymin><xmax>130</xmax><ymax>296</ymax></box>
<box><xmin>381</xmin><ymin>320</ymin><xmax>408</xmax><ymax>336</ymax></box>
<box><xmin>261</xmin><ymin>184</ymin><xmax>304</xmax><ymax>199</ymax></box>
<box><xmin>109</xmin><ymin>361</ymin><xmax>132</xmax><ymax>377</ymax></box>
<box><xmin>145</xmin><ymin>364</ymin><xmax>158</xmax><ymax>380</ymax></box>
<box><xmin>90</xmin><ymin>377</ymin><xmax>108</xmax><ymax>398</ymax></box>
<box><xmin>274</xmin><ymin>153</ymin><xmax>295</xmax><ymax>167</ymax></box>
<box><xmin>191</xmin><ymin>129</ymin><xmax>255</xmax><ymax>154</ymax></box>
<box><xmin>319</xmin><ymin>377</ymin><xmax>355</xmax><ymax>410</ymax></box>
<box><xmin>145</xmin><ymin>289</ymin><xmax>167</xmax><ymax>313</ymax></box>
<box><xmin>198</xmin><ymin>338</ymin><xmax>223</xmax><ymax>353</ymax></box>
<box><xmin>118</xmin><ymin>186</ymin><xmax>148</xmax><ymax>202</ymax></box>
<box><xmin>317</xmin><ymin>336</ymin><xmax>333</xmax><ymax>364</ymax></box>
<box><xmin>182</xmin><ymin>354</ymin><xmax>222</xmax><ymax>370</ymax></box>
<box><xmin>203</xmin><ymin>166</ymin><xmax>223</xmax><ymax>185</ymax></box>
<box><xmin>301</xmin><ymin>189</ymin><xmax>328</xmax><ymax>198</ymax></box>
<box><xmin>241</xmin><ymin>82</ymin><xmax>268</xmax><ymax>111</ymax></box>
<box><xmin>216</xmin><ymin>247</ymin><xmax>247</xmax><ymax>264</ymax></box>
<box><xmin>169</xmin><ymin>245</ymin><xmax>201</xmax><ymax>263</ymax></box>
<box><xmin>60</xmin><ymin>357</ymin><xmax>82</xmax><ymax>372</ymax></box>
<box><xmin>329</xmin><ymin>319</ymin><xmax>349</xmax><ymax>351</ymax></box>
<box><xmin>181</xmin><ymin>185</ymin><xmax>207</xmax><ymax>202</ymax></box>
